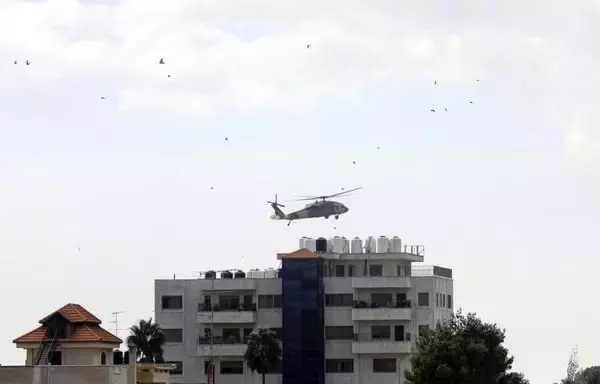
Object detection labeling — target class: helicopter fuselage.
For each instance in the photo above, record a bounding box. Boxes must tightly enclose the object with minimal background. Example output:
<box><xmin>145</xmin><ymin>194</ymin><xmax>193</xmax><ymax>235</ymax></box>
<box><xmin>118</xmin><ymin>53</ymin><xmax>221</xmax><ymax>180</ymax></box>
<box><xmin>270</xmin><ymin>200</ymin><xmax>349</xmax><ymax>221</ymax></box>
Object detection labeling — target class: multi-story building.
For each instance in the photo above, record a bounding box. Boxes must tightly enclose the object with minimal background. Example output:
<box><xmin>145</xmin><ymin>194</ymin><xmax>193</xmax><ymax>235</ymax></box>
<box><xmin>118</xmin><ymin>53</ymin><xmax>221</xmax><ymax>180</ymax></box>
<box><xmin>155</xmin><ymin>235</ymin><xmax>454</xmax><ymax>384</ymax></box>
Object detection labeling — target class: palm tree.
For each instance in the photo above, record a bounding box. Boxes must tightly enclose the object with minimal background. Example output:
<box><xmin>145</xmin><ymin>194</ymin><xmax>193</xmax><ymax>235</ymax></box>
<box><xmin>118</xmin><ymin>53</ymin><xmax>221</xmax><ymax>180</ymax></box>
<box><xmin>244</xmin><ymin>328</ymin><xmax>281</xmax><ymax>384</ymax></box>
<box><xmin>126</xmin><ymin>317</ymin><xmax>166</xmax><ymax>363</ymax></box>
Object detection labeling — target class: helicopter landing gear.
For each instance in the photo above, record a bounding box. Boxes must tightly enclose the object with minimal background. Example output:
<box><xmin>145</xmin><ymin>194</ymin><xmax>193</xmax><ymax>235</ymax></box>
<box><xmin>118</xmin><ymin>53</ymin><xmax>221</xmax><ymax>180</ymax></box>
<box><xmin>287</xmin><ymin>220</ymin><xmax>292</xmax><ymax>226</ymax></box>
<box><xmin>335</xmin><ymin>215</ymin><xmax>339</xmax><ymax>220</ymax></box>
<box><xmin>324</xmin><ymin>216</ymin><xmax>329</xmax><ymax>219</ymax></box>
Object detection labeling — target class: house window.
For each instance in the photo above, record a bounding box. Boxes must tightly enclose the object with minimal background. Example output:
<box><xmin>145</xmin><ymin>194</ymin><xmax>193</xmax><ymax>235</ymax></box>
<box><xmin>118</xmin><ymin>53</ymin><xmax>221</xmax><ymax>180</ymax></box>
<box><xmin>325</xmin><ymin>326</ymin><xmax>354</xmax><ymax>340</ymax></box>
<box><xmin>418</xmin><ymin>325</ymin><xmax>430</xmax><ymax>337</ymax></box>
<box><xmin>161</xmin><ymin>296</ymin><xmax>183</xmax><ymax>310</ymax></box>
<box><xmin>218</xmin><ymin>295</ymin><xmax>240</xmax><ymax>310</ymax></box>
<box><xmin>418</xmin><ymin>292</ymin><xmax>429</xmax><ymax>307</ymax></box>
<box><xmin>258</xmin><ymin>295</ymin><xmax>282</xmax><ymax>308</ymax></box>
<box><xmin>373</xmin><ymin>358</ymin><xmax>396</xmax><ymax>373</ymax></box>
<box><xmin>436</xmin><ymin>293</ymin><xmax>439</xmax><ymax>307</ymax></box>
<box><xmin>325</xmin><ymin>294</ymin><xmax>353</xmax><ymax>307</ymax></box>
<box><xmin>49</xmin><ymin>351</ymin><xmax>62</xmax><ymax>365</ymax></box>
<box><xmin>394</xmin><ymin>325</ymin><xmax>405</xmax><ymax>341</ymax></box>
<box><xmin>101</xmin><ymin>352</ymin><xmax>106</xmax><ymax>365</ymax></box>
<box><xmin>220</xmin><ymin>361</ymin><xmax>244</xmax><ymax>374</ymax></box>
<box><xmin>371</xmin><ymin>325</ymin><xmax>390</xmax><ymax>340</ymax></box>
<box><xmin>369</xmin><ymin>264</ymin><xmax>383</xmax><ymax>276</ymax></box>
<box><xmin>397</xmin><ymin>265</ymin><xmax>408</xmax><ymax>277</ymax></box>
<box><xmin>335</xmin><ymin>264</ymin><xmax>345</xmax><ymax>277</ymax></box>
<box><xmin>166</xmin><ymin>361</ymin><xmax>183</xmax><ymax>375</ymax></box>
<box><xmin>442</xmin><ymin>294</ymin><xmax>446</xmax><ymax>307</ymax></box>
<box><xmin>447</xmin><ymin>294</ymin><xmax>453</xmax><ymax>309</ymax></box>
<box><xmin>163</xmin><ymin>328</ymin><xmax>183</xmax><ymax>343</ymax></box>
<box><xmin>326</xmin><ymin>359</ymin><xmax>354</xmax><ymax>373</ymax></box>
<box><xmin>371</xmin><ymin>293</ymin><xmax>393</xmax><ymax>307</ymax></box>
<box><xmin>348</xmin><ymin>265</ymin><xmax>355</xmax><ymax>277</ymax></box>
<box><xmin>223</xmin><ymin>328</ymin><xmax>241</xmax><ymax>342</ymax></box>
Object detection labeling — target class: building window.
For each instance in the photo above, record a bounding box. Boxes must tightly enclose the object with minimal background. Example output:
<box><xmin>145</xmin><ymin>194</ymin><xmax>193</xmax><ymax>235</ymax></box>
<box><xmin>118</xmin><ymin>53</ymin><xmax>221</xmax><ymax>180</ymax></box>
<box><xmin>442</xmin><ymin>294</ymin><xmax>446</xmax><ymax>307</ymax></box>
<box><xmin>369</xmin><ymin>264</ymin><xmax>383</xmax><ymax>277</ymax></box>
<box><xmin>371</xmin><ymin>325</ymin><xmax>390</xmax><ymax>340</ymax></box>
<box><xmin>100</xmin><ymin>352</ymin><xmax>106</xmax><ymax>365</ymax></box>
<box><xmin>166</xmin><ymin>361</ymin><xmax>183</xmax><ymax>375</ymax></box>
<box><xmin>371</xmin><ymin>293</ymin><xmax>393</xmax><ymax>307</ymax></box>
<box><xmin>163</xmin><ymin>328</ymin><xmax>183</xmax><ymax>343</ymax></box>
<box><xmin>335</xmin><ymin>264</ymin><xmax>345</xmax><ymax>277</ymax></box>
<box><xmin>220</xmin><ymin>361</ymin><xmax>244</xmax><ymax>374</ymax></box>
<box><xmin>325</xmin><ymin>326</ymin><xmax>354</xmax><ymax>340</ymax></box>
<box><xmin>373</xmin><ymin>358</ymin><xmax>396</xmax><ymax>373</ymax></box>
<box><xmin>348</xmin><ymin>265</ymin><xmax>355</xmax><ymax>277</ymax></box>
<box><xmin>447</xmin><ymin>294</ymin><xmax>452</xmax><ymax>309</ymax></box>
<box><xmin>325</xmin><ymin>294</ymin><xmax>353</xmax><ymax>307</ymax></box>
<box><xmin>435</xmin><ymin>293</ymin><xmax>439</xmax><ymax>307</ymax></box>
<box><xmin>258</xmin><ymin>295</ymin><xmax>282</xmax><ymax>308</ymax></box>
<box><xmin>397</xmin><ymin>265</ymin><xmax>408</xmax><ymax>277</ymax></box>
<box><xmin>204</xmin><ymin>359</ymin><xmax>214</xmax><ymax>374</ymax></box>
<box><xmin>326</xmin><ymin>359</ymin><xmax>354</xmax><ymax>373</ymax></box>
<box><xmin>418</xmin><ymin>292</ymin><xmax>429</xmax><ymax>307</ymax></box>
<box><xmin>418</xmin><ymin>325</ymin><xmax>430</xmax><ymax>337</ymax></box>
<box><xmin>161</xmin><ymin>296</ymin><xmax>183</xmax><ymax>310</ymax></box>
<box><xmin>219</xmin><ymin>295</ymin><xmax>240</xmax><ymax>310</ymax></box>
<box><xmin>223</xmin><ymin>328</ymin><xmax>241</xmax><ymax>342</ymax></box>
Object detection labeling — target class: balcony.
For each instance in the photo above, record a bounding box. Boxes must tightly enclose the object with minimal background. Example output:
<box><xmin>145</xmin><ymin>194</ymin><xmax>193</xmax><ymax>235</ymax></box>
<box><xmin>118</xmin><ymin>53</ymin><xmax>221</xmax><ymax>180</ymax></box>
<box><xmin>352</xmin><ymin>333</ymin><xmax>412</xmax><ymax>354</ymax></box>
<box><xmin>197</xmin><ymin>303</ymin><xmax>256</xmax><ymax>324</ymax></box>
<box><xmin>352</xmin><ymin>276</ymin><xmax>411</xmax><ymax>289</ymax></box>
<box><xmin>197</xmin><ymin>336</ymin><xmax>248</xmax><ymax>356</ymax></box>
<box><xmin>352</xmin><ymin>300</ymin><xmax>412</xmax><ymax>321</ymax></box>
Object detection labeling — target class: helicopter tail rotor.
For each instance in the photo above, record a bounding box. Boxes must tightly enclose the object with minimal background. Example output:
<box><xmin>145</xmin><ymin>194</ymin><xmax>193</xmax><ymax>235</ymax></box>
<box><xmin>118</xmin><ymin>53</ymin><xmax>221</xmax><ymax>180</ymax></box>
<box><xmin>267</xmin><ymin>194</ymin><xmax>285</xmax><ymax>207</ymax></box>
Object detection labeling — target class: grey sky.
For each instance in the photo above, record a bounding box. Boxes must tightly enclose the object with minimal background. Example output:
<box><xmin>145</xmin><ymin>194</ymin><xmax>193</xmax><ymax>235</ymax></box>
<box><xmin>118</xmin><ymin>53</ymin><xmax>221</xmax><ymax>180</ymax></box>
<box><xmin>1</xmin><ymin>0</ymin><xmax>599</xmax><ymax>383</ymax></box>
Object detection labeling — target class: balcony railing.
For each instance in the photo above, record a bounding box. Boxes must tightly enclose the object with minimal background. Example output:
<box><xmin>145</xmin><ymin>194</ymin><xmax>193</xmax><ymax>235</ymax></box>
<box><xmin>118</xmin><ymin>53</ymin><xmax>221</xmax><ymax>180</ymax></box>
<box><xmin>198</xmin><ymin>336</ymin><xmax>249</xmax><ymax>345</ymax></box>
<box><xmin>352</xmin><ymin>299</ymin><xmax>411</xmax><ymax>309</ymax></box>
<box><xmin>198</xmin><ymin>302</ymin><xmax>257</xmax><ymax>312</ymax></box>
<box><xmin>353</xmin><ymin>332</ymin><xmax>412</xmax><ymax>342</ymax></box>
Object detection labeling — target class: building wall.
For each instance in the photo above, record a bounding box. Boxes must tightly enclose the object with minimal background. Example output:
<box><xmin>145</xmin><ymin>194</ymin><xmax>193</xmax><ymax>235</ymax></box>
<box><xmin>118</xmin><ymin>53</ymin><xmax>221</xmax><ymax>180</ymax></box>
<box><xmin>0</xmin><ymin>365</ymin><xmax>130</xmax><ymax>384</ymax></box>
<box><xmin>23</xmin><ymin>346</ymin><xmax>116</xmax><ymax>366</ymax></box>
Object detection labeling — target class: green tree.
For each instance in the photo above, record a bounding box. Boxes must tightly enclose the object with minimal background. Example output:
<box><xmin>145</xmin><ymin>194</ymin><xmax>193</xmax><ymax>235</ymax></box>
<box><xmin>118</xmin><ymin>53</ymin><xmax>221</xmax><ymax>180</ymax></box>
<box><xmin>244</xmin><ymin>328</ymin><xmax>282</xmax><ymax>384</ymax></box>
<box><xmin>405</xmin><ymin>310</ymin><xmax>528</xmax><ymax>384</ymax></box>
<box><xmin>575</xmin><ymin>366</ymin><xmax>600</xmax><ymax>384</ymax></box>
<box><xmin>555</xmin><ymin>347</ymin><xmax>581</xmax><ymax>384</ymax></box>
<box><xmin>126</xmin><ymin>317</ymin><xmax>166</xmax><ymax>363</ymax></box>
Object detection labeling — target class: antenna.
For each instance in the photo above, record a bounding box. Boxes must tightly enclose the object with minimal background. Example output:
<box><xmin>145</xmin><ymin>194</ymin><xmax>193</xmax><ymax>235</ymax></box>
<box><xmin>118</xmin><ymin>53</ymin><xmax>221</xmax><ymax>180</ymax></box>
<box><xmin>110</xmin><ymin>311</ymin><xmax>125</xmax><ymax>339</ymax></box>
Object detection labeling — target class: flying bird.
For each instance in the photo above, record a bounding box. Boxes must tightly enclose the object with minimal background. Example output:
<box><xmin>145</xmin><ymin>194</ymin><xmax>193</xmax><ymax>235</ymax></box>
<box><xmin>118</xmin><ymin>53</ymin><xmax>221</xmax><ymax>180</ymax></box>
<box><xmin>25</xmin><ymin>60</ymin><xmax>30</xmax><ymax>65</ymax></box>
<box><xmin>225</xmin><ymin>137</ymin><xmax>228</xmax><ymax>142</ymax></box>
<box><xmin>434</xmin><ymin>81</ymin><xmax>437</xmax><ymax>85</ymax></box>
<box><xmin>210</xmin><ymin>187</ymin><xmax>214</xmax><ymax>190</ymax></box>
<box><xmin>159</xmin><ymin>58</ymin><xmax>165</xmax><ymax>64</ymax></box>
<box><xmin>14</xmin><ymin>60</ymin><xmax>17</xmax><ymax>64</ymax></box>
<box><xmin>306</xmin><ymin>44</ymin><xmax>311</xmax><ymax>49</ymax></box>
<box><xmin>77</xmin><ymin>247</ymin><xmax>81</xmax><ymax>252</ymax></box>
<box><xmin>377</xmin><ymin>146</ymin><xmax>380</xmax><ymax>150</ymax></box>
<box><xmin>444</xmin><ymin>108</ymin><xmax>448</xmax><ymax>112</ymax></box>
<box><xmin>100</xmin><ymin>97</ymin><xmax>107</xmax><ymax>100</ymax></box>
<box><xmin>352</xmin><ymin>161</ymin><xmax>356</xmax><ymax>165</ymax></box>
<box><xmin>168</xmin><ymin>74</ymin><xmax>171</xmax><ymax>78</ymax></box>
<box><xmin>469</xmin><ymin>100</ymin><xmax>474</xmax><ymax>104</ymax></box>
<box><xmin>430</xmin><ymin>109</ymin><xmax>435</xmax><ymax>112</ymax></box>
<box><xmin>476</xmin><ymin>79</ymin><xmax>480</xmax><ymax>82</ymax></box>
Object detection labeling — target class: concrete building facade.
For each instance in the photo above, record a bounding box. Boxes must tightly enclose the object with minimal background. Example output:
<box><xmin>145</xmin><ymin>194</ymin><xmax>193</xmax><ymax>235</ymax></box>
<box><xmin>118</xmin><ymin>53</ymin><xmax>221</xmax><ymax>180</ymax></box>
<box><xmin>155</xmin><ymin>236</ymin><xmax>454</xmax><ymax>384</ymax></box>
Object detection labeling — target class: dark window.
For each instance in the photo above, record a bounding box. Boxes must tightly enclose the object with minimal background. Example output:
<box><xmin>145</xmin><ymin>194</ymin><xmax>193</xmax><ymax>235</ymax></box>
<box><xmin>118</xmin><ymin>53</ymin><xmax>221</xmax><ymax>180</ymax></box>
<box><xmin>418</xmin><ymin>325</ymin><xmax>430</xmax><ymax>336</ymax></box>
<box><xmin>371</xmin><ymin>325</ymin><xmax>390</xmax><ymax>340</ymax></box>
<box><xmin>418</xmin><ymin>292</ymin><xmax>429</xmax><ymax>307</ymax></box>
<box><xmin>335</xmin><ymin>265</ymin><xmax>345</xmax><ymax>277</ymax></box>
<box><xmin>325</xmin><ymin>326</ymin><xmax>353</xmax><ymax>340</ymax></box>
<box><xmin>348</xmin><ymin>265</ymin><xmax>355</xmax><ymax>277</ymax></box>
<box><xmin>218</xmin><ymin>295</ymin><xmax>240</xmax><ymax>310</ymax></box>
<box><xmin>220</xmin><ymin>361</ymin><xmax>243</xmax><ymax>374</ymax></box>
<box><xmin>163</xmin><ymin>328</ymin><xmax>183</xmax><ymax>343</ymax></box>
<box><xmin>371</xmin><ymin>293</ymin><xmax>393</xmax><ymax>306</ymax></box>
<box><xmin>442</xmin><ymin>294</ymin><xmax>446</xmax><ymax>307</ymax></box>
<box><xmin>161</xmin><ymin>296</ymin><xmax>183</xmax><ymax>310</ymax></box>
<box><xmin>166</xmin><ymin>361</ymin><xmax>183</xmax><ymax>375</ymax></box>
<box><xmin>325</xmin><ymin>294</ymin><xmax>353</xmax><ymax>307</ymax></box>
<box><xmin>101</xmin><ymin>352</ymin><xmax>106</xmax><ymax>365</ymax></box>
<box><xmin>394</xmin><ymin>325</ymin><xmax>405</xmax><ymax>341</ymax></box>
<box><xmin>326</xmin><ymin>359</ymin><xmax>354</xmax><ymax>373</ymax></box>
<box><xmin>243</xmin><ymin>328</ymin><xmax>253</xmax><ymax>339</ymax></box>
<box><xmin>258</xmin><ymin>295</ymin><xmax>282</xmax><ymax>308</ymax></box>
<box><xmin>49</xmin><ymin>351</ymin><xmax>62</xmax><ymax>365</ymax></box>
<box><xmin>204</xmin><ymin>359</ymin><xmax>214</xmax><ymax>374</ymax></box>
<box><xmin>223</xmin><ymin>328</ymin><xmax>241</xmax><ymax>342</ymax></box>
<box><xmin>373</xmin><ymin>358</ymin><xmax>396</xmax><ymax>373</ymax></box>
<box><xmin>447</xmin><ymin>294</ymin><xmax>452</xmax><ymax>309</ymax></box>
<box><xmin>369</xmin><ymin>264</ymin><xmax>383</xmax><ymax>276</ymax></box>
<box><xmin>436</xmin><ymin>293</ymin><xmax>440</xmax><ymax>307</ymax></box>
<box><xmin>397</xmin><ymin>265</ymin><xmax>408</xmax><ymax>276</ymax></box>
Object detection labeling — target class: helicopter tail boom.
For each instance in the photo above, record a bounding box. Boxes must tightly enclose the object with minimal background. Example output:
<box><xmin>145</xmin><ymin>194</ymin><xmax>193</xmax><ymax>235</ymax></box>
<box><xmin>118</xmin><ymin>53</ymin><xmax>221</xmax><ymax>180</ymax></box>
<box><xmin>267</xmin><ymin>194</ymin><xmax>286</xmax><ymax>219</ymax></box>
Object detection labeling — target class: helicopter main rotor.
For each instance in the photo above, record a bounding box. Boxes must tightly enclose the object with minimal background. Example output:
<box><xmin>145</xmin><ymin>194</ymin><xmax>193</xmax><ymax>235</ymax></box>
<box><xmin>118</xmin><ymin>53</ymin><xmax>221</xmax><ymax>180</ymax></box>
<box><xmin>287</xmin><ymin>187</ymin><xmax>362</xmax><ymax>202</ymax></box>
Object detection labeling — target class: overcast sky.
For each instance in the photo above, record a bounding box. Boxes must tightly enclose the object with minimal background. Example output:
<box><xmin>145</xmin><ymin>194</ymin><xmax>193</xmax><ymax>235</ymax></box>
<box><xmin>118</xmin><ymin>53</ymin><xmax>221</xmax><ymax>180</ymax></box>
<box><xmin>1</xmin><ymin>0</ymin><xmax>599</xmax><ymax>382</ymax></box>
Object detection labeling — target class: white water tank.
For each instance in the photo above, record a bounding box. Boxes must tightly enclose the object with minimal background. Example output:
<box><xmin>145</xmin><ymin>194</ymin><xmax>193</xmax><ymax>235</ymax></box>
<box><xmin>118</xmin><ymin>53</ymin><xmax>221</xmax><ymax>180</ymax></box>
<box><xmin>265</xmin><ymin>268</ymin><xmax>277</xmax><ymax>279</ymax></box>
<box><xmin>365</xmin><ymin>236</ymin><xmax>376</xmax><ymax>253</ymax></box>
<box><xmin>254</xmin><ymin>270</ymin><xmax>266</xmax><ymax>279</ymax></box>
<box><xmin>391</xmin><ymin>236</ymin><xmax>402</xmax><ymax>253</ymax></box>
<box><xmin>341</xmin><ymin>237</ymin><xmax>350</xmax><ymax>253</ymax></box>
<box><xmin>305</xmin><ymin>238</ymin><xmax>316</xmax><ymax>252</ymax></box>
<box><xmin>299</xmin><ymin>237</ymin><xmax>308</xmax><ymax>249</ymax></box>
<box><xmin>327</xmin><ymin>239</ymin><xmax>335</xmax><ymax>253</ymax></box>
<box><xmin>332</xmin><ymin>236</ymin><xmax>343</xmax><ymax>253</ymax></box>
<box><xmin>351</xmin><ymin>237</ymin><xmax>363</xmax><ymax>253</ymax></box>
<box><xmin>377</xmin><ymin>236</ymin><xmax>390</xmax><ymax>253</ymax></box>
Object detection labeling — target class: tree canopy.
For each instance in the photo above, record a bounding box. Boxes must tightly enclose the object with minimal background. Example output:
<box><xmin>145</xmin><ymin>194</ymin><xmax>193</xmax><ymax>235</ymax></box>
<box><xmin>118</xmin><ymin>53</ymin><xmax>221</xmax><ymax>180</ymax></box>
<box><xmin>126</xmin><ymin>317</ymin><xmax>166</xmax><ymax>363</ymax></box>
<box><xmin>244</xmin><ymin>328</ymin><xmax>281</xmax><ymax>384</ymax></box>
<box><xmin>405</xmin><ymin>310</ymin><xmax>528</xmax><ymax>384</ymax></box>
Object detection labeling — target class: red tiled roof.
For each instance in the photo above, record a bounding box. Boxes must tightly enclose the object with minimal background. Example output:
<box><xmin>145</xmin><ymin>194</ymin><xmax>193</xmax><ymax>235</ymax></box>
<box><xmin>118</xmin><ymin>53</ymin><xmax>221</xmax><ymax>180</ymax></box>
<box><xmin>13</xmin><ymin>325</ymin><xmax>122</xmax><ymax>344</ymax></box>
<box><xmin>39</xmin><ymin>303</ymin><xmax>101</xmax><ymax>324</ymax></box>
<box><xmin>277</xmin><ymin>248</ymin><xmax>320</xmax><ymax>259</ymax></box>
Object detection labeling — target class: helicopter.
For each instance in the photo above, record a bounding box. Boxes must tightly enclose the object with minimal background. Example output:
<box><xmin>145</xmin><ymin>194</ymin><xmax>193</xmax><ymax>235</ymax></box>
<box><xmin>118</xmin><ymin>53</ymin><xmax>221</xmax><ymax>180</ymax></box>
<box><xmin>268</xmin><ymin>187</ymin><xmax>362</xmax><ymax>226</ymax></box>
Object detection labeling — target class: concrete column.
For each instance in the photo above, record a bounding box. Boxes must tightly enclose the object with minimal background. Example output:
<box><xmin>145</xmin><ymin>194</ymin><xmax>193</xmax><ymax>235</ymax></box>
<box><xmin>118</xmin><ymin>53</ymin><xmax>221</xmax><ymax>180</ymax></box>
<box><xmin>127</xmin><ymin>346</ymin><xmax>137</xmax><ymax>384</ymax></box>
